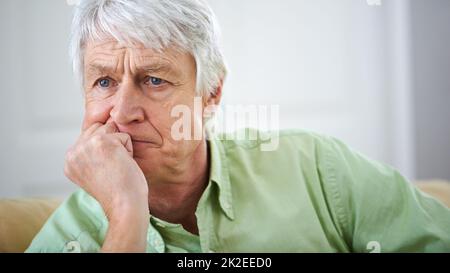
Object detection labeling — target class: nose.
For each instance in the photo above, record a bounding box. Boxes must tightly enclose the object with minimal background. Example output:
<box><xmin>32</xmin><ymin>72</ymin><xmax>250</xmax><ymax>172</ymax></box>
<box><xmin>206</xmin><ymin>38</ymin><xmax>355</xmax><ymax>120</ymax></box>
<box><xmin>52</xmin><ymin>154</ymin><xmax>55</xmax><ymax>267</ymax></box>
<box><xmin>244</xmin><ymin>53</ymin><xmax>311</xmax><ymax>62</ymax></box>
<box><xmin>110</xmin><ymin>80</ymin><xmax>145</xmax><ymax>125</ymax></box>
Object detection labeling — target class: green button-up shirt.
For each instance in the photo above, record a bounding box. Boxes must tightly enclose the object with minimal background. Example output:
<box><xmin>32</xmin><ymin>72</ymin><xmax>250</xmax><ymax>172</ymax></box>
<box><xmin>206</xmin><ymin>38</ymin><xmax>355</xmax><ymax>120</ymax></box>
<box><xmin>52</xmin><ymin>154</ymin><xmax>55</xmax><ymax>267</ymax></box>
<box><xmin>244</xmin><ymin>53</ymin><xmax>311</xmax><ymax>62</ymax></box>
<box><xmin>26</xmin><ymin>129</ymin><xmax>450</xmax><ymax>253</ymax></box>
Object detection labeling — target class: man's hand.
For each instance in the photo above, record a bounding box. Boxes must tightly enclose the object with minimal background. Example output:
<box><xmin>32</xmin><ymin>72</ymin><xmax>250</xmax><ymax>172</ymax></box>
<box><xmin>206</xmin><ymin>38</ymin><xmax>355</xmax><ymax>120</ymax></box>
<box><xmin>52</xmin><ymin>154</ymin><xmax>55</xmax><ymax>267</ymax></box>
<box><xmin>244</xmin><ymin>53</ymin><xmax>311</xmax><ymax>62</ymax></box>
<box><xmin>64</xmin><ymin>121</ymin><xmax>149</xmax><ymax>252</ymax></box>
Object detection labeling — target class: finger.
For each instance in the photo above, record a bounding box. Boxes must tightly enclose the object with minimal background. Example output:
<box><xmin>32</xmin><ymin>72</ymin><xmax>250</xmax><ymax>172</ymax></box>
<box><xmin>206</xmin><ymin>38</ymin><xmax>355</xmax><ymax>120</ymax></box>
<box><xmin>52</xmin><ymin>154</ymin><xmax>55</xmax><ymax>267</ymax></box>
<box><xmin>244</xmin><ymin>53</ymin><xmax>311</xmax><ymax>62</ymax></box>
<box><xmin>92</xmin><ymin>120</ymin><xmax>119</xmax><ymax>136</ymax></box>
<box><xmin>110</xmin><ymin>133</ymin><xmax>134</xmax><ymax>157</ymax></box>
<box><xmin>82</xmin><ymin>122</ymin><xmax>103</xmax><ymax>137</ymax></box>
<box><xmin>81</xmin><ymin>115</ymin><xmax>105</xmax><ymax>132</ymax></box>
<box><xmin>81</xmin><ymin>116</ymin><xmax>91</xmax><ymax>132</ymax></box>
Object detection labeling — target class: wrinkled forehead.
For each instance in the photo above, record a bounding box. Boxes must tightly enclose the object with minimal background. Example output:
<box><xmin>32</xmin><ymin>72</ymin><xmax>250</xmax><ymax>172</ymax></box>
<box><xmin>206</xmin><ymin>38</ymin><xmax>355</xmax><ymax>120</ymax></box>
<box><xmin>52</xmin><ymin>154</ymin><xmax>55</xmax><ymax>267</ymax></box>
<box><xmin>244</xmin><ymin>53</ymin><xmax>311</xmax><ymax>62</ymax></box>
<box><xmin>84</xmin><ymin>39</ymin><xmax>183</xmax><ymax>63</ymax></box>
<box><xmin>83</xmin><ymin>39</ymin><xmax>191</xmax><ymax>74</ymax></box>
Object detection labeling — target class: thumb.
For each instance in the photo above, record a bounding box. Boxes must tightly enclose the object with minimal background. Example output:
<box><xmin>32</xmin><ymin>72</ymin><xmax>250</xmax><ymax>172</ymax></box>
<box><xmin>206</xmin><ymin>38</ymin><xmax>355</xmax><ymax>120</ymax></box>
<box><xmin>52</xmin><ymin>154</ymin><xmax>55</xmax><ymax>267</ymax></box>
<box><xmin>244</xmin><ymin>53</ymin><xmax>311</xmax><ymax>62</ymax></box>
<box><xmin>111</xmin><ymin>133</ymin><xmax>134</xmax><ymax>157</ymax></box>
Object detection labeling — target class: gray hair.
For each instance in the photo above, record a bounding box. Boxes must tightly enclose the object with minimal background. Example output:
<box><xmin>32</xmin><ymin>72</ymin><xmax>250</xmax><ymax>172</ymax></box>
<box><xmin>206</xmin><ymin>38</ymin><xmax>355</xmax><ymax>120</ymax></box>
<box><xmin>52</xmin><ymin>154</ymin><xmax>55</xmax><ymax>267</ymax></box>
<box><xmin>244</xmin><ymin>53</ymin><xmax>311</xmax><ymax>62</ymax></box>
<box><xmin>70</xmin><ymin>0</ymin><xmax>227</xmax><ymax>96</ymax></box>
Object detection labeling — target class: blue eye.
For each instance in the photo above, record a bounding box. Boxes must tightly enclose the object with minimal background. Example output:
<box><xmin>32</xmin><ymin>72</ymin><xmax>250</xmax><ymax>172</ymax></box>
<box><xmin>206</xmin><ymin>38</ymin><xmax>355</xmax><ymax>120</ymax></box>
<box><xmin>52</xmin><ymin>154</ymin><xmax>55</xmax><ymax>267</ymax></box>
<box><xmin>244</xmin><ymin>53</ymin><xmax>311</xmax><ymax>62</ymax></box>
<box><xmin>149</xmin><ymin>77</ymin><xmax>163</xmax><ymax>85</ymax></box>
<box><xmin>98</xmin><ymin>78</ymin><xmax>110</xmax><ymax>88</ymax></box>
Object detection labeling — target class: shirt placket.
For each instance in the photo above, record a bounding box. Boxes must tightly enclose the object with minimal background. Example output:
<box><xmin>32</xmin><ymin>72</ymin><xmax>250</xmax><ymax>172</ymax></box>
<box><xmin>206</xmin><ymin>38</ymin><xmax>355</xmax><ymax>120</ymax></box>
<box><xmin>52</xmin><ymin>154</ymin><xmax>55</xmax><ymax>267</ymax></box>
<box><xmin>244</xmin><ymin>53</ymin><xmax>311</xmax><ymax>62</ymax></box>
<box><xmin>146</xmin><ymin>223</ymin><xmax>165</xmax><ymax>253</ymax></box>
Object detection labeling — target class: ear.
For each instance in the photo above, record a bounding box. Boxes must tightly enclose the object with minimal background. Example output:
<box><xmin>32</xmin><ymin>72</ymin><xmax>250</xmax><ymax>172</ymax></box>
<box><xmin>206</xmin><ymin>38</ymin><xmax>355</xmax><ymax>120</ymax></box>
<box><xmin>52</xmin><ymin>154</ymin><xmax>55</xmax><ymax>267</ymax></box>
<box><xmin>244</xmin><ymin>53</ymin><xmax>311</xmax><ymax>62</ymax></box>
<box><xmin>204</xmin><ymin>79</ymin><xmax>223</xmax><ymax>107</ymax></box>
<box><xmin>202</xmin><ymin>79</ymin><xmax>223</xmax><ymax>121</ymax></box>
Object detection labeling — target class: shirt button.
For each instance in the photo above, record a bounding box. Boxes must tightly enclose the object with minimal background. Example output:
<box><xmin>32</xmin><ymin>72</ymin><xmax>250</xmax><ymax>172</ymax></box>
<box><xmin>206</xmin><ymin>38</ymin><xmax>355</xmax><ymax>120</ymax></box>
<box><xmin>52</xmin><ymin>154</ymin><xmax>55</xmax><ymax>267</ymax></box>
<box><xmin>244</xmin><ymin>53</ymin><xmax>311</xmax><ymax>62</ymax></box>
<box><xmin>64</xmin><ymin>241</ymin><xmax>81</xmax><ymax>253</ymax></box>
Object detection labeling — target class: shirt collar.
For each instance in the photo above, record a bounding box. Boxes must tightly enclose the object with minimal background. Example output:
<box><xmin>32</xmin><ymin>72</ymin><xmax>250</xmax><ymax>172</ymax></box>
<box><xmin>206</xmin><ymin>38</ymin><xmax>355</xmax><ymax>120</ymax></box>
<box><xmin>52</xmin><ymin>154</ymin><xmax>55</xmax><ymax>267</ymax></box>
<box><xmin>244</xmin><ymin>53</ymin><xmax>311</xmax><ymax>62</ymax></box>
<box><xmin>208</xmin><ymin>137</ymin><xmax>235</xmax><ymax>220</ymax></box>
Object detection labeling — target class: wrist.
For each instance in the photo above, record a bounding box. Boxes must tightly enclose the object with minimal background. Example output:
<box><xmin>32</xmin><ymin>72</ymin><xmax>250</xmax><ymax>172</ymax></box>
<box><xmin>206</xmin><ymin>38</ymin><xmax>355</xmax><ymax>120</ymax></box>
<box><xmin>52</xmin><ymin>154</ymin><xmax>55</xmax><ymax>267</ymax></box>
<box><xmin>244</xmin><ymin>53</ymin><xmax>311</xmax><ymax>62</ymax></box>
<box><xmin>102</xmin><ymin>199</ymin><xmax>150</xmax><ymax>253</ymax></box>
<box><xmin>108</xmin><ymin>198</ymin><xmax>149</xmax><ymax>220</ymax></box>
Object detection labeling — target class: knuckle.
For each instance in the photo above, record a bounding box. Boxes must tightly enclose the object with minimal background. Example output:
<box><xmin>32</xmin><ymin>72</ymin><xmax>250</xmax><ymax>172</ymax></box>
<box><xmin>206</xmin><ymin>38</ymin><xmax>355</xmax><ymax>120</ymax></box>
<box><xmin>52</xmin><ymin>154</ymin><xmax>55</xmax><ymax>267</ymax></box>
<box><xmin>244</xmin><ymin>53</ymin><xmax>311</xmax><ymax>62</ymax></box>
<box><xmin>64</xmin><ymin>148</ymin><xmax>75</xmax><ymax>164</ymax></box>
<box><xmin>90</xmin><ymin>134</ymin><xmax>105</xmax><ymax>147</ymax></box>
<box><xmin>63</xmin><ymin>162</ymin><xmax>72</xmax><ymax>178</ymax></box>
<box><xmin>64</xmin><ymin>148</ymin><xmax>78</xmax><ymax>176</ymax></box>
<box><xmin>63</xmin><ymin>157</ymin><xmax>76</xmax><ymax>181</ymax></box>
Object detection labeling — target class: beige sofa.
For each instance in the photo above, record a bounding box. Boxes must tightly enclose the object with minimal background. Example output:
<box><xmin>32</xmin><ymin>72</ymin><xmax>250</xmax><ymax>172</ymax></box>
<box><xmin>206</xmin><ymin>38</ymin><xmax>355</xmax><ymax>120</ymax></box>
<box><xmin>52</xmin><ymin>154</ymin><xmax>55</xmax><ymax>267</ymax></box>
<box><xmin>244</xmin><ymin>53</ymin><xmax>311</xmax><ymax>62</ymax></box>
<box><xmin>0</xmin><ymin>198</ymin><xmax>61</xmax><ymax>253</ymax></box>
<box><xmin>1</xmin><ymin>181</ymin><xmax>449</xmax><ymax>253</ymax></box>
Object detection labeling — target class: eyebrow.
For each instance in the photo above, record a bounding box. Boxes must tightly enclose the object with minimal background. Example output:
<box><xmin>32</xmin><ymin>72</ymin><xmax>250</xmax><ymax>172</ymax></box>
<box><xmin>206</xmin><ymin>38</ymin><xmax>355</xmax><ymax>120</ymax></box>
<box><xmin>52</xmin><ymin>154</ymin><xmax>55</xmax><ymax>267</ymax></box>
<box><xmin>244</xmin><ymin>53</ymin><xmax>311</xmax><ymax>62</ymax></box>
<box><xmin>86</xmin><ymin>60</ymin><xmax>118</xmax><ymax>77</ymax></box>
<box><xmin>136</xmin><ymin>63</ymin><xmax>181</xmax><ymax>77</ymax></box>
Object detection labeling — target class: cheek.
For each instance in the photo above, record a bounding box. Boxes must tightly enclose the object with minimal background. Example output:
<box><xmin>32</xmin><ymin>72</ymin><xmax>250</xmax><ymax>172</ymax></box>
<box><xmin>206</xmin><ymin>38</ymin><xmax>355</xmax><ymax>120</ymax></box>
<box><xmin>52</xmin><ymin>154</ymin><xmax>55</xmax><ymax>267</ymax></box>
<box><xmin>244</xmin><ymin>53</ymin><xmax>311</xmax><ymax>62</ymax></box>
<box><xmin>82</xmin><ymin>100</ymin><xmax>113</xmax><ymax>130</ymax></box>
<box><xmin>151</xmin><ymin>96</ymin><xmax>185</xmax><ymax>139</ymax></box>
<box><xmin>151</xmin><ymin>105</ymin><xmax>180</xmax><ymax>144</ymax></box>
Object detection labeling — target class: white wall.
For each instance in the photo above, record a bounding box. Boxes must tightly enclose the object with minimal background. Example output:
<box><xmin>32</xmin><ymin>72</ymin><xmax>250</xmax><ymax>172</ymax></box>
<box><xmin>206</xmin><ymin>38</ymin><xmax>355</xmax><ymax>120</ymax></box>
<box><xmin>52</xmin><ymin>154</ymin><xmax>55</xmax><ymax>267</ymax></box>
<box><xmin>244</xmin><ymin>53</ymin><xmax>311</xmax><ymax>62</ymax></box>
<box><xmin>210</xmin><ymin>0</ymin><xmax>414</xmax><ymax>175</ymax></box>
<box><xmin>0</xmin><ymin>0</ymin><xmax>434</xmax><ymax>198</ymax></box>
<box><xmin>0</xmin><ymin>0</ymin><xmax>81</xmax><ymax>198</ymax></box>
<box><xmin>410</xmin><ymin>0</ymin><xmax>450</xmax><ymax>181</ymax></box>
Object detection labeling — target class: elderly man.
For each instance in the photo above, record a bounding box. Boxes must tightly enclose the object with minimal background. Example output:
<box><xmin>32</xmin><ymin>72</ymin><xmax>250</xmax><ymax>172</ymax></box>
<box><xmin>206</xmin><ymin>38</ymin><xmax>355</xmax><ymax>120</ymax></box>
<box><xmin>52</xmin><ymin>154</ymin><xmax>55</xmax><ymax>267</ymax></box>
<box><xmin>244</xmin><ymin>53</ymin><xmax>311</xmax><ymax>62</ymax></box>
<box><xmin>27</xmin><ymin>0</ymin><xmax>449</xmax><ymax>253</ymax></box>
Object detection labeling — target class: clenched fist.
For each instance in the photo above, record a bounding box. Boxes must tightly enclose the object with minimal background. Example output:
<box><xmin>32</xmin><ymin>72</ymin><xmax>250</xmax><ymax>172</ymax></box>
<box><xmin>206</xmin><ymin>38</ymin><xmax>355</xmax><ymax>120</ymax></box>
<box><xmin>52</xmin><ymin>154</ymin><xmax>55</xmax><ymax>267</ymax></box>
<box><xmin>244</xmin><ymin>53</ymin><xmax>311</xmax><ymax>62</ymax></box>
<box><xmin>64</xmin><ymin>121</ymin><xmax>150</xmax><ymax>252</ymax></box>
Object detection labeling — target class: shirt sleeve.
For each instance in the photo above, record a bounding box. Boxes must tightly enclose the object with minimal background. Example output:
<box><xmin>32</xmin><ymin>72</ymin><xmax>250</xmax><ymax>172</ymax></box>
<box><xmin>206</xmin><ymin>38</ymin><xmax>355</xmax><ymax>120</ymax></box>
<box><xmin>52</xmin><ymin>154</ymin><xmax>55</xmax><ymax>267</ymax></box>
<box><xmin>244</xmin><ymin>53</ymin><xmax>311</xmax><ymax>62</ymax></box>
<box><xmin>317</xmin><ymin>136</ymin><xmax>450</xmax><ymax>253</ymax></box>
<box><xmin>25</xmin><ymin>189</ymin><xmax>106</xmax><ymax>253</ymax></box>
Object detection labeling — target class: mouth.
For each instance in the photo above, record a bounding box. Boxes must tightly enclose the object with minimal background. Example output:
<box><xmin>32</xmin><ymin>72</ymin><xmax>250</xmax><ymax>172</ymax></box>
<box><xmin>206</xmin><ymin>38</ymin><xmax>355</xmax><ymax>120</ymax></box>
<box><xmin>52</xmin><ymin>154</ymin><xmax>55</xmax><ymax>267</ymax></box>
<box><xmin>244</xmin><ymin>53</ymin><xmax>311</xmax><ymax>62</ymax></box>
<box><xmin>115</xmin><ymin>120</ymin><xmax>163</xmax><ymax>150</ymax></box>
<box><xmin>131</xmin><ymin>138</ymin><xmax>161</xmax><ymax>148</ymax></box>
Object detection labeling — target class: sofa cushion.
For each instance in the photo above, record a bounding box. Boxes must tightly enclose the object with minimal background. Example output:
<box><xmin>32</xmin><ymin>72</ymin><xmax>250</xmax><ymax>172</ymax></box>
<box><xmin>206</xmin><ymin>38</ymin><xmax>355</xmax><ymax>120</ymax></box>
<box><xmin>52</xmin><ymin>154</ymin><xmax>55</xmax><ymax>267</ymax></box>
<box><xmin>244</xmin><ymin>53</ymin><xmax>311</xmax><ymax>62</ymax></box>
<box><xmin>416</xmin><ymin>180</ymin><xmax>450</xmax><ymax>208</ymax></box>
<box><xmin>0</xmin><ymin>198</ymin><xmax>61</xmax><ymax>253</ymax></box>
